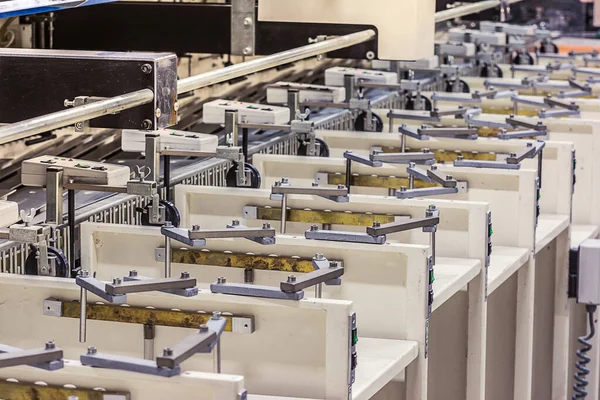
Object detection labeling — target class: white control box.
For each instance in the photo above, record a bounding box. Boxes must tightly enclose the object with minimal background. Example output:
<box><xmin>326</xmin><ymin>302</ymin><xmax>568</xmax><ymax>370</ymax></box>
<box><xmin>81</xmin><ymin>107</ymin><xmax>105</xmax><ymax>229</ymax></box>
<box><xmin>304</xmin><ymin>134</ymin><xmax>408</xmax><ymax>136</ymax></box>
<box><xmin>22</xmin><ymin>156</ymin><xmax>131</xmax><ymax>187</ymax></box>
<box><xmin>324</xmin><ymin>67</ymin><xmax>398</xmax><ymax>87</ymax></box>
<box><xmin>448</xmin><ymin>28</ymin><xmax>507</xmax><ymax>46</ymax></box>
<box><xmin>203</xmin><ymin>100</ymin><xmax>291</xmax><ymax>125</ymax></box>
<box><xmin>578</xmin><ymin>239</ymin><xmax>600</xmax><ymax>305</ymax></box>
<box><xmin>122</xmin><ymin>129</ymin><xmax>219</xmax><ymax>153</ymax></box>
<box><xmin>266</xmin><ymin>82</ymin><xmax>346</xmax><ymax>104</ymax></box>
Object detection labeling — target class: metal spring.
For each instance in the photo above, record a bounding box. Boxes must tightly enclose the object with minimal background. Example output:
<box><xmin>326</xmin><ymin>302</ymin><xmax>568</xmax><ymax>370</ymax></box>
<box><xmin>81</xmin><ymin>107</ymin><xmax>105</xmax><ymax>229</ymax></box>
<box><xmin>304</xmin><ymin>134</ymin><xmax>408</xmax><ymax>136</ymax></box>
<box><xmin>573</xmin><ymin>305</ymin><xmax>597</xmax><ymax>399</ymax></box>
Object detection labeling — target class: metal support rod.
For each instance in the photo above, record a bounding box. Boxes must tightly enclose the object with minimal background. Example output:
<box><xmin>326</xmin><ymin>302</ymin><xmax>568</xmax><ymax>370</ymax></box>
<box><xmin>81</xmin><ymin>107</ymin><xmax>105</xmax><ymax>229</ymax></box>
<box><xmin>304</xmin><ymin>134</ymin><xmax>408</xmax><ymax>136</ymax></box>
<box><xmin>164</xmin><ymin>229</ymin><xmax>172</xmax><ymax>278</ymax></box>
<box><xmin>144</xmin><ymin>323</ymin><xmax>155</xmax><ymax>360</ymax></box>
<box><xmin>280</xmin><ymin>194</ymin><xmax>287</xmax><ymax>234</ymax></box>
<box><xmin>242</xmin><ymin>128</ymin><xmax>249</xmax><ymax>163</ymax></box>
<box><xmin>408</xmin><ymin>163</ymin><xmax>416</xmax><ymax>189</ymax></box>
<box><xmin>431</xmin><ymin>231</ymin><xmax>436</xmax><ymax>266</ymax></box>
<box><xmin>314</xmin><ymin>283</ymin><xmax>323</xmax><ymax>298</ymax></box>
<box><xmin>345</xmin><ymin>158</ymin><xmax>352</xmax><ymax>194</ymax></box>
<box><xmin>388</xmin><ymin>115</ymin><xmax>394</xmax><ymax>134</ymax></box>
<box><xmin>68</xmin><ymin>189</ymin><xmax>75</xmax><ymax>272</ymax></box>
<box><xmin>435</xmin><ymin>0</ymin><xmax>524</xmax><ymax>23</ymax></box>
<box><xmin>177</xmin><ymin>30</ymin><xmax>376</xmax><ymax>95</ymax></box>
<box><xmin>79</xmin><ymin>271</ymin><xmax>88</xmax><ymax>344</ymax></box>
<box><xmin>213</xmin><ymin>340</ymin><xmax>221</xmax><ymax>373</ymax></box>
<box><xmin>538</xmin><ymin>150</ymin><xmax>543</xmax><ymax>189</ymax></box>
<box><xmin>46</xmin><ymin>168</ymin><xmax>64</xmax><ymax>226</ymax></box>
<box><xmin>163</xmin><ymin>155</ymin><xmax>171</xmax><ymax>203</ymax></box>
<box><xmin>0</xmin><ymin>89</ymin><xmax>154</xmax><ymax>147</ymax></box>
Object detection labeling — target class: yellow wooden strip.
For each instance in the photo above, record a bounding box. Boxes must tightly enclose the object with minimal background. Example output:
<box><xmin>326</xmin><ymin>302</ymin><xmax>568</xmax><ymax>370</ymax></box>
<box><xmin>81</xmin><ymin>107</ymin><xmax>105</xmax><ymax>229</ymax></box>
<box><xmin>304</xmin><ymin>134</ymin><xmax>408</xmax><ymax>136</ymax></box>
<box><xmin>0</xmin><ymin>381</ymin><xmax>129</xmax><ymax>400</ymax></box>
<box><xmin>326</xmin><ymin>173</ymin><xmax>433</xmax><ymax>189</ymax></box>
<box><xmin>173</xmin><ymin>249</ymin><xmax>315</xmax><ymax>273</ymax></box>
<box><xmin>256</xmin><ymin>207</ymin><xmax>396</xmax><ymax>226</ymax></box>
<box><xmin>379</xmin><ymin>148</ymin><xmax>498</xmax><ymax>162</ymax></box>
<box><xmin>62</xmin><ymin>301</ymin><xmax>242</xmax><ymax>331</ymax></box>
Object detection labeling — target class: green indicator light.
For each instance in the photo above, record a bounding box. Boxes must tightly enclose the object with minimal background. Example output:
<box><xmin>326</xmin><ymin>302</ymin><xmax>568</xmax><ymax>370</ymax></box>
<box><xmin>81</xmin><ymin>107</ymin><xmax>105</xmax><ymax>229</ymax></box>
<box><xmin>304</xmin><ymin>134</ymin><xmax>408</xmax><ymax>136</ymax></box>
<box><xmin>352</xmin><ymin>329</ymin><xmax>359</xmax><ymax>345</ymax></box>
<box><xmin>488</xmin><ymin>226</ymin><xmax>493</xmax><ymax>236</ymax></box>
<box><xmin>429</xmin><ymin>270</ymin><xmax>435</xmax><ymax>284</ymax></box>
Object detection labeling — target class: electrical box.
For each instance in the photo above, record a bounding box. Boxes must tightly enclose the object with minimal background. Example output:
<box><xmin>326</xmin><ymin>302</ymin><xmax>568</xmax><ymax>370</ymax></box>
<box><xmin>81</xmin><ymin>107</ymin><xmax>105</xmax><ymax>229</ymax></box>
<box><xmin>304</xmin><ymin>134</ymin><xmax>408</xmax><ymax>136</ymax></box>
<box><xmin>258</xmin><ymin>0</ymin><xmax>436</xmax><ymax>60</ymax></box>
<box><xmin>577</xmin><ymin>239</ymin><xmax>600</xmax><ymax>305</ymax></box>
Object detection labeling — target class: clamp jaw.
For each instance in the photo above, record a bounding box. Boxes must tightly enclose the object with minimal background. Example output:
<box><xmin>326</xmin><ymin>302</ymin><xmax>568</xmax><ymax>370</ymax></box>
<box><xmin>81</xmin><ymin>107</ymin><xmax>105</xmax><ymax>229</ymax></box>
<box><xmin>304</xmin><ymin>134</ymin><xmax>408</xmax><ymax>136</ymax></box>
<box><xmin>211</xmin><ymin>254</ymin><xmax>343</xmax><ymax>300</ymax></box>
<box><xmin>399</xmin><ymin>124</ymin><xmax>478</xmax><ymax>141</ymax></box>
<box><xmin>396</xmin><ymin>165</ymin><xmax>468</xmax><ymax>199</ymax></box>
<box><xmin>270</xmin><ymin>178</ymin><xmax>349</xmax><ymax>203</ymax></box>
<box><xmin>0</xmin><ymin>341</ymin><xmax>64</xmax><ymax>371</ymax></box>
<box><xmin>454</xmin><ymin>140</ymin><xmax>545</xmax><ymax>170</ymax></box>
<box><xmin>161</xmin><ymin>221</ymin><xmax>277</xmax><ymax>247</ymax></box>
<box><xmin>81</xmin><ymin>311</ymin><xmax>227</xmax><ymax>377</ymax></box>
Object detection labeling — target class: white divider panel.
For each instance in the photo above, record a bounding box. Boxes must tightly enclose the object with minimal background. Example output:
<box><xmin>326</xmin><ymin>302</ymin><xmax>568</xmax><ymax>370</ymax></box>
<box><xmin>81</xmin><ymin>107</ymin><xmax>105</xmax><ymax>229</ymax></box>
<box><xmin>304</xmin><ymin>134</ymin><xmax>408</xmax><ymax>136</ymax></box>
<box><xmin>0</xmin><ymin>361</ymin><xmax>245</xmax><ymax>400</ymax></box>
<box><xmin>373</xmin><ymin>112</ymin><xmax>587</xmax><ymax>225</ymax></box>
<box><xmin>460</xmin><ymin>76</ymin><xmax>600</xmax><ymax>95</ymax></box>
<box><xmin>420</xmin><ymin>91</ymin><xmax>600</xmax><ymax>120</ymax></box>
<box><xmin>0</xmin><ymin>200</ymin><xmax>19</xmax><ymax>227</ymax></box>
<box><xmin>315</xmin><ymin>131</ymin><xmax>572</xmax><ymax>218</ymax></box>
<box><xmin>0</xmin><ymin>274</ymin><xmax>352</xmax><ymax>399</ymax></box>
<box><xmin>253</xmin><ymin>153</ymin><xmax>536</xmax><ymax>252</ymax></box>
<box><xmin>80</xmin><ymin>223</ymin><xmax>429</xmax><ymax>399</ymax></box>
<box><xmin>173</xmin><ymin>186</ymin><xmax>487</xmax><ymax>263</ymax></box>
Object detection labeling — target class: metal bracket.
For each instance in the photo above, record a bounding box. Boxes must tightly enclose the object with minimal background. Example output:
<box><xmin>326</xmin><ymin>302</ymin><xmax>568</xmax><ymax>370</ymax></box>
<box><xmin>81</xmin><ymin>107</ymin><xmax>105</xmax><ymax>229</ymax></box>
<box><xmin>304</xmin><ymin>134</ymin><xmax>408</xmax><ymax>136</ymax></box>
<box><xmin>81</xmin><ymin>349</ymin><xmax>181</xmax><ymax>378</ymax></box>
<box><xmin>124</xmin><ymin>271</ymin><xmax>199</xmax><ymax>297</ymax></box>
<box><xmin>0</xmin><ymin>342</ymin><xmax>63</xmax><ymax>371</ymax></box>
<box><xmin>230</xmin><ymin>0</ymin><xmax>255</xmax><ymax>56</ymax></box>
<box><xmin>161</xmin><ymin>223</ymin><xmax>276</xmax><ymax>247</ymax></box>
<box><xmin>64</xmin><ymin>96</ymin><xmax>105</xmax><ymax>132</ymax></box>
<box><xmin>271</xmin><ymin>179</ymin><xmax>349</xmax><ymax>203</ymax></box>
<box><xmin>506</xmin><ymin>117</ymin><xmax>547</xmax><ymax>131</ymax></box>
<box><xmin>344</xmin><ymin>151</ymin><xmax>383</xmax><ymax>168</ymax></box>
<box><xmin>454</xmin><ymin>157</ymin><xmax>521</xmax><ymax>170</ymax></box>
<box><xmin>417</xmin><ymin>125</ymin><xmax>478</xmax><ymax>140</ymax></box>
<box><xmin>497</xmin><ymin>129</ymin><xmax>547</xmax><ymax>140</ymax></box>
<box><xmin>210</xmin><ymin>255</ymin><xmax>344</xmax><ymax>300</ymax></box>
<box><xmin>370</xmin><ymin>151</ymin><xmax>435</xmax><ymax>165</ymax></box>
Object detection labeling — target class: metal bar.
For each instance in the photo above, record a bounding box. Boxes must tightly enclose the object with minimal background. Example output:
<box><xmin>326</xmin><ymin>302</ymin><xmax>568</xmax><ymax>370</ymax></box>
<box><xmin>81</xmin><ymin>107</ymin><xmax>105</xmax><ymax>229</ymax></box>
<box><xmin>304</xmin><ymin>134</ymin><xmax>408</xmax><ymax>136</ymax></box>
<box><xmin>251</xmin><ymin>206</ymin><xmax>397</xmax><ymax>225</ymax></box>
<box><xmin>366</xmin><ymin>216</ymin><xmax>439</xmax><ymax>236</ymax></box>
<box><xmin>188</xmin><ymin>227</ymin><xmax>276</xmax><ymax>239</ymax></box>
<box><xmin>435</xmin><ymin>0</ymin><xmax>524</xmax><ymax>22</ymax></box>
<box><xmin>105</xmin><ymin>277</ymin><xmax>197</xmax><ymax>295</ymax></box>
<box><xmin>0</xmin><ymin>89</ymin><xmax>153</xmax><ymax>146</ymax></box>
<box><xmin>0</xmin><ymin>348</ymin><xmax>63</xmax><ymax>369</ymax></box>
<box><xmin>156</xmin><ymin>330</ymin><xmax>216</xmax><ymax>369</ymax></box>
<box><xmin>46</xmin><ymin>168</ymin><xmax>64</xmax><ymax>226</ymax></box>
<box><xmin>271</xmin><ymin>185</ymin><xmax>348</xmax><ymax>197</ymax></box>
<box><xmin>238</xmin><ymin>123</ymin><xmax>291</xmax><ymax>131</ymax></box>
<box><xmin>164</xmin><ymin>155</ymin><xmax>172</xmax><ymax>202</ymax></box>
<box><xmin>63</xmin><ymin>182</ymin><xmax>128</xmax><ymax>193</ymax></box>
<box><xmin>280</xmin><ymin>266</ymin><xmax>344</xmax><ymax>292</ymax></box>
<box><xmin>68</xmin><ymin>189</ymin><xmax>75</xmax><ymax>276</ymax></box>
<box><xmin>177</xmin><ymin>29</ymin><xmax>376</xmax><ymax>94</ymax></box>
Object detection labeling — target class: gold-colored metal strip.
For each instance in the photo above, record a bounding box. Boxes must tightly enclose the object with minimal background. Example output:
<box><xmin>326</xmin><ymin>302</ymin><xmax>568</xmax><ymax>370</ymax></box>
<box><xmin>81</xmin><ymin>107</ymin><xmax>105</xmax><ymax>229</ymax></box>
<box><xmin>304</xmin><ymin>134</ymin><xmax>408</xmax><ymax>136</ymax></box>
<box><xmin>326</xmin><ymin>173</ymin><xmax>434</xmax><ymax>189</ymax></box>
<box><xmin>59</xmin><ymin>301</ymin><xmax>252</xmax><ymax>332</ymax></box>
<box><xmin>380</xmin><ymin>148</ymin><xmax>498</xmax><ymax>162</ymax></box>
<box><xmin>0</xmin><ymin>381</ymin><xmax>129</xmax><ymax>400</ymax></box>
<box><xmin>173</xmin><ymin>249</ymin><xmax>315</xmax><ymax>273</ymax></box>
<box><xmin>256</xmin><ymin>206</ymin><xmax>397</xmax><ymax>225</ymax></box>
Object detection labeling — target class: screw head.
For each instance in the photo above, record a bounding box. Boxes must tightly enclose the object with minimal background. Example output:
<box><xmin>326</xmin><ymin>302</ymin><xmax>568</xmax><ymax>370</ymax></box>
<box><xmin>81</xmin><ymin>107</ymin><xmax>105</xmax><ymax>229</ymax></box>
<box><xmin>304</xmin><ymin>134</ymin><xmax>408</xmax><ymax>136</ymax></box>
<box><xmin>45</xmin><ymin>341</ymin><xmax>55</xmax><ymax>350</ymax></box>
<box><xmin>211</xmin><ymin>311</ymin><xmax>222</xmax><ymax>320</ymax></box>
<box><xmin>192</xmin><ymin>224</ymin><xmax>200</xmax><ymax>231</ymax></box>
<box><xmin>243</xmin><ymin>17</ymin><xmax>253</xmax><ymax>26</ymax></box>
<box><xmin>232</xmin><ymin>220</ymin><xmax>240</xmax><ymax>226</ymax></box>
<box><xmin>243</xmin><ymin>47</ymin><xmax>253</xmax><ymax>55</ymax></box>
<box><xmin>446</xmin><ymin>175</ymin><xmax>453</xmax><ymax>180</ymax></box>
<box><xmin>431</xmin><ymin>165</ymin><xmax>438</xmax><ymax>170</ymax></box>
<box><xmin>329</xmin><ymin>261</ymin><xmax>338</xmax><ymax>268</ymax></box>
<box><xmin>262</xmin><ymin>222</ymin><xmax>271</xmax><ymax>229</ymax></box>
<box><xmin>75</xmin><ymin>122</ymin><xmax>84</xmax><ymax>130</ymax></box>
<box><xmin>164</xmin><ymin>221</ymin><xmax>173</xmax><ymax>228</ymax></box>
<box><xmin>315</xmin><ymin>253</ymin><xmax>325</xmax><ymax>260</ymax></box>
<box><xmin>338</xmin><ymin>184</ymin><xmax>346</xmax><ymax>190</ymax></box>
<box><xmin>79</xmin><ymin>270</ymin><xmax>89</xmax><ymax>278</ymax></box>
<box><xmin>457</xmin><ymin>155</ymin><xmax>464</xmax><ymax>161</ymax></box>
<box><xmin>141</xmin><ymin>63</ymin><xmax>153</xmax><ymax>74</ymax></box>
<box><xmin>141</xmin><ymin>119</ymin><xmax>153</xmax><ymax>130</ymax></box>
<box><xmin>429</xmin><ymin>204</ymin><xmax>437</xmax><ymax>210</ymax></box>
<box><xmin>373</xmin><ymin>221</ymin><xmax>381</xmax><ymax>228</ymax></box>
<box><xmin>174</xmin><ymin>101</ymin><xmax>180</xmax><ymax>112</ymax></box>
<box><xmin>281</xmin><ymin>177</ymin><xmax>289</xmax><ymax>184</ymax></box>
<box><xmin>510</xmin><ymin>152</ymin><xmax>517</xmax><ymax>157</ymax></box>
<box><xmin>409</xmin><ymin>162</ymin><xmax>416</xmax><ymax>168</ymax></box>
<box><xmin>163</xmin><ymin>348</ymin><xmax>173</xmax><ymax>356</ymax></box>
<box><xmin>312</xmin><ymin>182</ymin><xmax>319</xmax><ymax>187</ymax></box>
<box><xmin>112</xmin><ymin>278</ymin><xmax>122</xmax><ymax>285</ymax></box>
<box><xmin>155</xmin><ymin>108</ymin><xmax>162</xmax><ymax>118</ymax></box>
<box><xmin>287</xmin><ymin>275</ymin><xmax>297</xmax><ymax>283</ymax></box>
<box><xmin>217</xmin><ymin>276</ymin><xmax>227</xmax><ymax>284</ymax></box>
<box><xmin>310</xmin><ymin>224</ymin><xmax>319</xmax><ymax>231</ymax></box>
<box><xmin>199</xmin><ymin>324</ymin><xmax>209</xmax><ymax>332</ymax></box>
<box><xmin>400</xmin><ymin>186</ymin><xmax>408</xmax><ymax>192</ymax></box>
<box><xmin>527</xmin><ymin>142</ymin><xmax>533</xmax><ymax>147</ymax></box>
<box><xmin>181</xmin><ymin>271</ymin><xmax>190</xmax><ymax>279</ymax></box>
<box><xmin>87</xmin><ymin>346</ymin><xmax>97</xmax><ymax>355</ymax></box>
<box><xmin>129</xmin><ymin>270</ymin><xmax>138</xmax><ymax>277</ymax></box>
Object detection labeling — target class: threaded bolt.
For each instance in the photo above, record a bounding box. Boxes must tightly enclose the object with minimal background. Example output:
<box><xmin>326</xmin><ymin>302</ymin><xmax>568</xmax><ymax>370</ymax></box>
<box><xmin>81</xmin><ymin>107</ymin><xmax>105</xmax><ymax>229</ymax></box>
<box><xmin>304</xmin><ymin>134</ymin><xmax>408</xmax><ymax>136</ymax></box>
<box><xmin>310</xmin><ymin>224</ymin><xmax>319</xmax><ymax>231</ymax></box>
<box><xmin>373</xmin><ymin>221</ymin><xmax>381</xmax><ymax>228</ymax></box>
<box><xmin>192</xmin><ymin>224</ymin><xmax>200</xmax><ymax>231</ymax></box>
<box><xmin>446</xmin><ymin>175</ymin><xmax>453</xmax><ymax>180</ymax></box>
<box><xmin>457</xmin><ymin>156</ymin><xmax>464</xmax><ymax>161</ymax></box>
<box><xmin>45</xmin><ymin>341</ymin><xmax>55</xmax><ymax>350</ymax></box>
<box><xmin>163</xmin><ymin>348</ymin><xmax>173</xmax><ymax>356</ymax></box>
<box><xmin>211</xmin><ymin>311</ymin><xmax>222</xmax><ymax>320</ymax></box>
<box><xmin>338</xmin><ymin>184</ymin><xmax>346</xmax><ymax>190</ymax></box>
<box><xmin>288</xmin><ymin>275</ymin><xmax>297</xmax><ymax>283</ymax></box>
<box><xmin>263</xmin><ymin>223</ymin><xmax>272</xmax><ymax>229</ymax></box>
<box><xmin>429</xmin><ymin>204</ymin><xmax>437</xmax><ymax>211</ymax></box>
<box><xmin>400</xmin><ymin>186</ymin><xmax>408</xmax><ymax>192</ymax></box>
<box><xmin>112</xmin><ymin>278</ymin><xmax>122</xmax><ymax>285</ymax></box>
<box><xmin>315</xmin><ymin>253</ymin><xmax>325</xmax><ymax>260</ymax></box>
<box><xmin>129</xmin><ymin>270</ymin><xmax>138</xmax><ymax>277</ymax></box>
<box><xmin>87</xmin><ymin>346</ymin><xmax>97</xmax><ymax>355</ymax></box>
<box><xmin>281</xmin><ymin>177</ymin><xmax>289</xmax><ymax>184</ymax></box>
<box><xmin>431</xmin><ymin>165</ymin><xmax>438</xmax><ymax>170</ymax></box>
<box><xmin>232</xmin><ymin>220</ymin><xmax>240</xmax><ymax>226</ymax></box>
<box><xmin>217</xmin><ymin>276</ymin><xmax>227</xmax><ymax>284</ymax></box>
<box><xmin>181</xmin><ymin>271</ymin><xmax>190</xmax><ymax>279</ymax></box>
<box><xmin>510</xmin><ymin>152</ymin><xmax>517</xmax><ymax>157</ymax></box>
<box><xmin>199</xmin><ymin>324</ymin><xmax>209</xmax><ymax>332</ymax></box>
<box><xmin>527</xmin><ymin>142</ymin><xmax>533</xmax><ymax>147</ymax></box>
<box><xmin>312</xmin><ymin>182</ymin><xmax>319</xmax><ymax>187</ymax></box>
<box><xmin>79</xmin><ymin>270</ymin><xmax>89</xmax><ymax>278</ymax></box>
<box><xmin>329</xmin><ymin>261</ymin><xmax>339</xmax><ymax>268</ymax></box>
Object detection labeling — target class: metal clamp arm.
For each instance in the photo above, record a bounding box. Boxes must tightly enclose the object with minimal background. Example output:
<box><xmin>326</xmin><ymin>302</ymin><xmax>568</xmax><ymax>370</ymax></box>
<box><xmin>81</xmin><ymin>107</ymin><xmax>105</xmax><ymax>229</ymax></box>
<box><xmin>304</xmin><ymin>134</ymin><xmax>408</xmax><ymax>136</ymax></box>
<box><xmin>105</xmin><ymin>276</ymin><xmax>197</xmax><ymax>296</ymax></box>
<box><xmin>427</xmin><ymin>168</ymin><xmax>457</xmax><ymax>188</ymax></box>
<box><xmin>497</xmin><ymin>129</ymin><xmax>547</xmax><ymax>139</ymax></box>
<box><xmin>271</xmin><ymin>180</ymin><xmax>349</xmax><ymax>203</ymax></box>
<box><xmin>161</xmin><ymin>224</ymin><xmax>276</xmax><ymax>247</ymax></box>
<box><xmin>370</xmin><ymin>151</ymin><xmax>435</xmax><ymax>165</ymax></box>
<box><xmin>417</xmin><ymin>126</ymin><xmax>478</xmax><ymax>140</ymax></box>
<box><xmin>399</xmin><ymin>124</ymin><xmax>427</xmax><ymax>140</ymax></box>
<box><xmin>344</xmin><ymin>151</ymin><xmax>382</xmax><ymax>167</ymax></box>
<box><xmin>506</xmin><ymin>141</ymin><xmax>545</xmax><ymax>164</ymax></box>
<box><xmin>506</xmin><ymin>117</ymin><xmax>547</xmax><ymax>131</ymax></box>
<box><xmin>0</xmin><ymin>342</ymin><xmax>63</xmax><ymax>370</ymax></box>
<box><xmin>76</xmin><ymin>275</ymin><xmax>127</xmax><ymax>304</ymax></box>
<box><xmin>124</xmin><ymin>271</ymin><xmax>198</xmax><ymax>297</ymax></box>
<box><xmin>365</xmin><ymin>216</ymin><xmax>439</xmax><ymax>236</ymax></box>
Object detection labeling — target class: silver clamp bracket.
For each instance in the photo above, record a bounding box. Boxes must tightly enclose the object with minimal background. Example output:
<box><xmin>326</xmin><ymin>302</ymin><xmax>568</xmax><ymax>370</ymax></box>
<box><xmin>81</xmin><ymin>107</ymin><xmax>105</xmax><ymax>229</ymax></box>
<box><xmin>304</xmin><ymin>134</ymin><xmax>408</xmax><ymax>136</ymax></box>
<box><xmin>210</xmin><ymin>255</ymin><xmax>344</xmax><ymax>300</ymax></box>
<box><xmin>64</xmin><ymin>96</ymin><xmax>105</xmax><ymax>132</ymax></box>
<box><xmin>161</xmin><ymin>223</ymin><xmax>276</xmax><ymax>247</ymax></box>
<box><xmin>0</xmin><ymin>341</ymin><xmax>63</xmax><ymax>371</ymax></box>
<box><xmin>76</xmin><ymin>270</ymin><xmax>197</xmax><ymax>343</ymax></box>
<box><xmin>506</xmin><ymin>117</ymin><xmax>547</xmax><ymax>131</ymax></box>
<box><xmin>305</xmin><ymin>211</ymin><xmax>440</xmax><ymax>245</ymax></box>
<box><xmin>396</xmin><ymin>165</ymin><xmax>467</xmax><ymax>199</ymax></box>
<box><xmin>454</xmin><ymin>140</ymin><xmax>544</xmax><ymax>170</ymax></box>
<box><xmin>414</xmin><ymin>125</ymin><xmax>478</xmax><ymax>140</ymax></box>
<box><xmin>370</xmin><ymin>150</ymin><xmax>435</xmax><ymax>165</ymax></box>
<box><xmin>81</xmin><ymin>312</ymin><xmax>226</xmax><ymax>377</ymax></box>
<box><xmin>270</xmin><ymin>179</ymin><xmax>349</xmax><ymax>203</ymax></box>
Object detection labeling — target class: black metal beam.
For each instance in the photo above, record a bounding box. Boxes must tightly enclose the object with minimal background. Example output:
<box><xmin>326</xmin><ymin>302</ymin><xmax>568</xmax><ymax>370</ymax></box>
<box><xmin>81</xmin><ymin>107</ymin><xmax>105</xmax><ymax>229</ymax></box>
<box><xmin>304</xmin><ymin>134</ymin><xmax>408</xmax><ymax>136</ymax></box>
<box><xmin>50</xmin><ymin>2</ymin><xmax>377</xmax><ymax>59</ymax></box>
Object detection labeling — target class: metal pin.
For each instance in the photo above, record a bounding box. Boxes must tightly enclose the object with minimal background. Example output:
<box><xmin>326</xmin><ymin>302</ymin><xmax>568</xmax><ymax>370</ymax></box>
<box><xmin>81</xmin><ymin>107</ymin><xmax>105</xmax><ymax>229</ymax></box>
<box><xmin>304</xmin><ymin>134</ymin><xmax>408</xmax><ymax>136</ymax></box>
<box><xmin>144</xmin><ymin>323</ymin><xmax>155</xmax><ymax>360</ymax></box>
<box><xmin>315</xmin><ymin>283</ymin><xmax>323</xmax><ymax>298</ymax></box>
<box><xmin>164</xmin><ymin>228</ymin><xmax>172</xmax><ymax>278</ymax></box>
<box><xmin>280</xmin><ymin>194</ymin><xmax>287</xmax><ymax>234</ymax></box>
<box><xmin>408</xmin><ymin>162</ymin><xmax>416</xmax><ymax>189</ymax></box>
<box><xmin>79</xmin><ymin>270</ymin><xmax>88</xmax><ymax>344</ymax></box>
<box><xmin>218</xmin><ymin>276</ymin><xmax>227</xmax><ymax>284</ymax></box>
